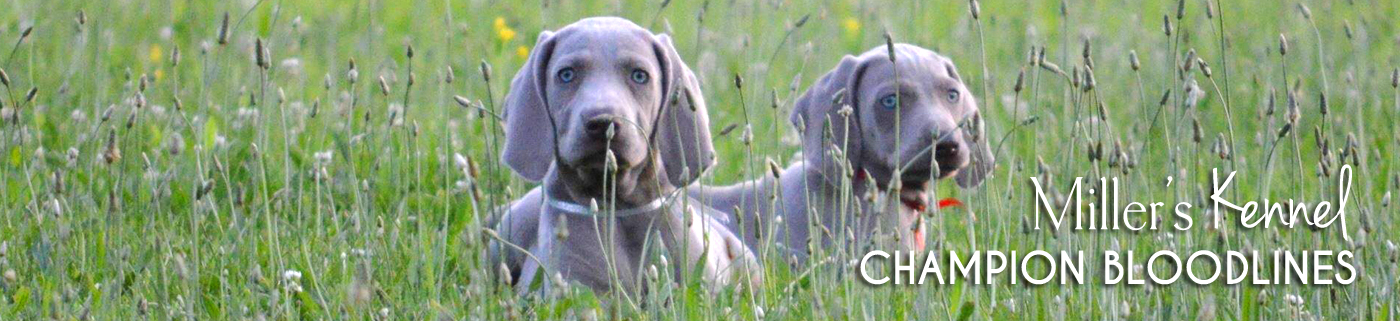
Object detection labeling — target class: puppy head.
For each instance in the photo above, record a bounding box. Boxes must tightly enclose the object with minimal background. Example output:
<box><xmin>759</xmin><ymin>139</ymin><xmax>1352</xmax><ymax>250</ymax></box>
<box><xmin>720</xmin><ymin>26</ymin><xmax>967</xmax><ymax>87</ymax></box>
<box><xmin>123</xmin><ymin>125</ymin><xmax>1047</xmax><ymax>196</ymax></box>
<box><xmin>502</xmin><ymin>17</ymin><xmax>713</xmax><ymax>192</ymax></box>
<box><xmin>791</xmin><ymin>44</ymin><xmax>993</xmax><ymax>194</ymax></box>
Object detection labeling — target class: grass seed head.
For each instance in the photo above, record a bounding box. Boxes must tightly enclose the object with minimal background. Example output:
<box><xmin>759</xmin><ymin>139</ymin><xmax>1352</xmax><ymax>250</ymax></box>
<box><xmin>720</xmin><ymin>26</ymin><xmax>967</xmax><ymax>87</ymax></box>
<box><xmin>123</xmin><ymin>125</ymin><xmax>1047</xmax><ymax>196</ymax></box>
<box><xmin>217</xmin><ymin>12</ymin><xmax>230</xmax><ymax>45</ymax></box>
<box><xmin>1163</xmin><ymin>15</ymin><xmax>1173</xmax><ymax>36</ymax></box>
<box><xmin>1129</xmin><ymin>50</ymin><xmax>1141</xmax><ymax>71</ymax></box>
<box><xmin>445</xmin><ymin>65</ymin><xmax>455</xmax><ymax>84</ymax></box>
<box><xmin>1028</xmin><ymin>47</ymin><xmax>1039</xmax><ymax>67</ymax></box>
<box><xmin>1391</xmin><ymin>68</ymin><xmax>1398</xmax><ymax>88</ymax></box>
<box><xmin>1191</xmin><ymin>117</ymin><xmax>1203</xmax><ymax>143</ymax></box>
<box><xmin>767</xmin><ymin>157</ymin><xmax>783</xmax><ymax>179</ymax></box>
<box><xmin>1013</xmin><ymin>68</ymin><xmax>1025</xmax><ymax>93</ymax></box>
<box><xmin>378</xmin><ymin>76</ymin><xmax>390</xmax><ymax>96</ymax></box>
<box><xmin>1183</xmin><ymin>49</ymin><xmax>1196</xmax><ymax>72</ymax></box>
<box><xmin>0</xmin><ymin>68</ymin><xmax>10</xmax><ymax>87</ymax></box>
<box><xmin>479</xmin><ymin>60</ymin><xmax>492</xmax><ymax>82</ymax></box>
<box><xmin>255</xmin><ymin>38</ymin><xmax>269</xmax><ymax>69</ymax></box>
<box><xmin>171</xmin><ymin>46</ymin><xmax>181</xmax><ymax>66</ymax></box>
<box><xmin>1278</xmin><ymin>34</ymin><xmax>1289</xmax><ymax>56</ymax></box>
<box><xmin>1286</xmin><ymin>89</ymin><xmax>1300</xmax><ymax>125</ymax></box>
<box><xmin>1265</xmin><ymin>88</ymin><xmax>1276</xmax><ymax>116</ymax></box>
<box><xmin>969</xmin><ymin>0</ymin><xmax>981</xmax><ymax>20</ymax></box>
<box><xmin>454</xmin><ymin>95</ymin><xmax>472</xmax><ymax>108</ymax></box>
<box><xmin>1175</xmin><ymin>0</ymin><xmax>1186</xmax><ymax>20</ymax></box>
<box><xmin>25</xmin><ymin>87</ymin><xmax>38</xmax><ymax>103</ymax></box>
<box><xmin>1318</xmin><ymin>93</ymin><xmax>1328</xmax><ymax>115</ymax></box>
<box><xmin>1297</xmin><ymin>3</ymin><xmax>1312</xmax><ymax>20</ymax></box>
<box><xmin>406</xmin><ymin>44</ymin><xmax>414</xmax><ymax>59</ymax></box>
<box><xmin>884</xmin><ymin>31</ymin><xmax>896</xmax><ymax>63</ymax></box>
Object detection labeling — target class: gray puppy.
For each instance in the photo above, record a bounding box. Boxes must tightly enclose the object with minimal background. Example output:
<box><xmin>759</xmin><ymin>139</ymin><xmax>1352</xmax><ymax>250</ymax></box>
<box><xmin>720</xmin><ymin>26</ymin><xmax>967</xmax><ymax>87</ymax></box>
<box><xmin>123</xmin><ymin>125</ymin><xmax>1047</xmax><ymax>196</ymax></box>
<box><xmin>692</xmin><ymin>44</ymin><xmax>993</xmax><ymax>261</ymax></box>
<box><xmin>488</xmin><ymin>17</ymin><xmax>761</xmax><ymax>296</ymax></box>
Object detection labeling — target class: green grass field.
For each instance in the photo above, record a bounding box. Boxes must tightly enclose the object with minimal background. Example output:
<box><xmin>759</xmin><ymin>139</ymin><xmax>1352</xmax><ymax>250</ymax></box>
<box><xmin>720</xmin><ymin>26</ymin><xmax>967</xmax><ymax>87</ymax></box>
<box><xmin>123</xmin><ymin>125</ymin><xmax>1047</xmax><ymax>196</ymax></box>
<box><xmin>1</xmin><ymin>0</ymin><xmax>1397</xmax><ymax>319</ymax></box>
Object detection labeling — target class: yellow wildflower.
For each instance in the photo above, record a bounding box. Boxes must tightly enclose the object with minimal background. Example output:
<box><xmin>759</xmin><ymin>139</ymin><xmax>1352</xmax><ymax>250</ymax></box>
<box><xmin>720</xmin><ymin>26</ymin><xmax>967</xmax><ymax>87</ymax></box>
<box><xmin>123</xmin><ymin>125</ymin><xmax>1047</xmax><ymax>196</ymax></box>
<box><xmin>149</xmin><ymin>44</ymin><xmax>164</xmax><ymax>62</ymax></box>
<box><xmin>498</xmin><ymin>27</ymin><xmax>517</xmax><ymax>43</ymax></box>
<box><xmin>842</xmin><ymin>17</ymin><xmax>861</xmax><ymax>35</ymax></box>
<box><xmin>516</xmin><ymin>46</ymin><xmax>530</xmax><ymax>59</ymax></box>
<box><xmin>494</xmin><ymin>17</ymin><xmax>516</xmax><ymax>43</ymax></box>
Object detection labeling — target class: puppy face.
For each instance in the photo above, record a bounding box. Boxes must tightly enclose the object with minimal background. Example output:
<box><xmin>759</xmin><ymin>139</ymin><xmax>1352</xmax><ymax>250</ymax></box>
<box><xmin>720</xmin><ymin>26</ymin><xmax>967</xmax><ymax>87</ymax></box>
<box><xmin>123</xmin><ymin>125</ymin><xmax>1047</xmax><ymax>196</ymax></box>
<box><xmin>501</xmin><ymin>17</ymin><xmax>714</xmax><ymax>191</ymax></box>
<box><xmin>544</xmin><ymin>26</ymin><xmax>664</xmax><ymax>186</ymax></box>
<box><xmin>854</xmin><ymin>45</ymin><xmax>978</xmax><ymax>191</ymax></box>
<box><xmin>791</xmin><ymin>44</ymin><xmax>992</xmax><ymax>196</ymax></box>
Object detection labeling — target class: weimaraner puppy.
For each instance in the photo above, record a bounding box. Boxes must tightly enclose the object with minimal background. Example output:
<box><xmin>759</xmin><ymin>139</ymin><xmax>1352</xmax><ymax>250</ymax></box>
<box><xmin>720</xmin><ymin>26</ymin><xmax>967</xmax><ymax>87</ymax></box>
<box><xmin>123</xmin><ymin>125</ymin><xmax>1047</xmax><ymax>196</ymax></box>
<box><xmin>692</xmin><ymin>44</ymin><xmax>993</xmax><ymax>262</ymax></box>
<box><xmin>487</xmin><ymin>17</ymin><xmax>761</xmax><ymax>296</ymax></box>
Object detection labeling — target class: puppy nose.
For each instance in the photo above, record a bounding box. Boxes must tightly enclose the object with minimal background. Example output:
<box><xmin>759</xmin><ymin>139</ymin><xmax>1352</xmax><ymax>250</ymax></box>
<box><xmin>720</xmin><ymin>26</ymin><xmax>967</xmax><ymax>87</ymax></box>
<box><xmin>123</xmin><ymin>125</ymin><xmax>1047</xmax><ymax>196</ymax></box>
<box><xmin>933</xmin><ymin>137</ymin><xmax>962</xmax><ymax>166</ymax></box>
<box><xmin>584</xmin><ymin>116</ymin><xmax>622</xmax><ymax>138</ymax></box>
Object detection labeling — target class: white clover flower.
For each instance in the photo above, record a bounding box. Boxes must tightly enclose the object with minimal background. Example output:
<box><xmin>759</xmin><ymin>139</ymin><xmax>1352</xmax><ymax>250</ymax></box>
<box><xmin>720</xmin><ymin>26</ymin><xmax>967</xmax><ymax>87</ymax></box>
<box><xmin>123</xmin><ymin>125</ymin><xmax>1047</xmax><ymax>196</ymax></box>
<box><xmin>314</xmin><ymin>150</ymin><xmax>334</xmax><ymax>166</ymax></box>
<box><xmin>282</xmin><ymin>270</ymin><xmax>302</xmax><ymax>281</ymax></box>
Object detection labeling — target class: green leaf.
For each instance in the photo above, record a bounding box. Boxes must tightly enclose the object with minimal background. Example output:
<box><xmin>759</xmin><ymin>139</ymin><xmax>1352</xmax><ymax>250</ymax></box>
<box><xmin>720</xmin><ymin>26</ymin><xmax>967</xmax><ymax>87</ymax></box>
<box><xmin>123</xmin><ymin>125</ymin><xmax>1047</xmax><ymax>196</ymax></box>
<box><xmin>956</xmin><ymin>301</ymin><xmax>976</xmax><ymax>321</ymax></box>
<box><xmin>9</xmin><ymin>286</ymin><xmax>31</xmax><ymax>314</ymax></box>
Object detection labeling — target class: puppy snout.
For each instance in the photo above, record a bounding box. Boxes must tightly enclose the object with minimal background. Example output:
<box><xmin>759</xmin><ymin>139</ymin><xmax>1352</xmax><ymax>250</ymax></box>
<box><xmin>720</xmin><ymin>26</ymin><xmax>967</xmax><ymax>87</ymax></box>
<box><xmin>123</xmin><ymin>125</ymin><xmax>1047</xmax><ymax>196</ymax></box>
<box><xmin>933</xmin><ymin>136</ymin><xmax>967</xmax><ymax>174</ymax></box>
<box><xmin>584</xmin><ymin>116</ymin><xmax>622</xmax><ymax>138</ymax></box>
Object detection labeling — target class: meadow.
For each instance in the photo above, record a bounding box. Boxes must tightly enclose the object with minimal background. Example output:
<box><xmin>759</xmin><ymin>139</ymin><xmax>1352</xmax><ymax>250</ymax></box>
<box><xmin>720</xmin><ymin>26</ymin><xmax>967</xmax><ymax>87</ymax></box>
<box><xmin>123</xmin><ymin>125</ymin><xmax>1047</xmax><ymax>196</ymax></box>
<box><xmin>0</xmin><ymin>0</ymin><xmax>1397</xmax><ymax>319</ymax></box>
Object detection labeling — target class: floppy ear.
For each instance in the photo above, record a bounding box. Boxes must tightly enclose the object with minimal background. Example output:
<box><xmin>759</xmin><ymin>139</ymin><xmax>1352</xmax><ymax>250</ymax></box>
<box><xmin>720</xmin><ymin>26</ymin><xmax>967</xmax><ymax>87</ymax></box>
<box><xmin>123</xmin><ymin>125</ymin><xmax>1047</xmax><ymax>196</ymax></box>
<box><xmin>790</xmin><ymin>55</ymin><xmax>873</xmax><ymax>176</ymax></box>
<box><xmin>955</xmin><ymin>109</ymin><xmax>995</xmax><ymax>188</ymax></box>
<box><xmin>651</xmin><ymin>33</ymin><xmax>714</xmax><ymax>186</ymax></box>
<box><xmin>501</xmin><ymin>31</ymin><xmax>558</xmax><ymax>182</ymax></box>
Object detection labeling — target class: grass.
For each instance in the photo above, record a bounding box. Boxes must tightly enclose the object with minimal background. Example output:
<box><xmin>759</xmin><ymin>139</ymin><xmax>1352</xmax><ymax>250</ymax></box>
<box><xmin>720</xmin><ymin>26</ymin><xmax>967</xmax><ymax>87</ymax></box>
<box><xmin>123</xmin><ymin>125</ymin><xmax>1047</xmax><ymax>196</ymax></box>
<box><xmin>1</xmin><ymin>0</ymin><xmax>1398</xmax><ymax>319</ymax></box>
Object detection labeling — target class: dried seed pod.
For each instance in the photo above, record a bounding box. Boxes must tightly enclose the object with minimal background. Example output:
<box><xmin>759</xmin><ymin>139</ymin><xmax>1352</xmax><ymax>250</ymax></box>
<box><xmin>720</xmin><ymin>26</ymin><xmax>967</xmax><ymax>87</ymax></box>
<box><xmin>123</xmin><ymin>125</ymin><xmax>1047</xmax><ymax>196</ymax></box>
<box><xmin>1279</xmin><ymin>34</ymin><xmax>1289</xmax><ymax>56</ymax></box>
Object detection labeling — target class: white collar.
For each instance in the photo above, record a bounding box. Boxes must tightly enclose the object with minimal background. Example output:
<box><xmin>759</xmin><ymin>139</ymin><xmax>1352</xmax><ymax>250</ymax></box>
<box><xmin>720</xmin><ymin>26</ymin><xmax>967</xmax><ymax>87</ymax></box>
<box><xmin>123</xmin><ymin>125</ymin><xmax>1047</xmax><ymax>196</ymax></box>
<box><xmin>543</xmin><ymin>188</ymin><xmax>683</xmax><ymax>217</ymax></box>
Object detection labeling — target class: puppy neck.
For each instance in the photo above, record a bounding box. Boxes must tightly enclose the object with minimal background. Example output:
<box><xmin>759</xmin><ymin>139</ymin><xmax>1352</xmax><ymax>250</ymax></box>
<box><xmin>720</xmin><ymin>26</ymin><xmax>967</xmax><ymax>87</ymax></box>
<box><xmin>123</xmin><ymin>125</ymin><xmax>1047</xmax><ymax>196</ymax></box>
<box><xmin>802</xmin><ymin>157</ymin><xmax>875</xmax><ymax>197</ymax></box>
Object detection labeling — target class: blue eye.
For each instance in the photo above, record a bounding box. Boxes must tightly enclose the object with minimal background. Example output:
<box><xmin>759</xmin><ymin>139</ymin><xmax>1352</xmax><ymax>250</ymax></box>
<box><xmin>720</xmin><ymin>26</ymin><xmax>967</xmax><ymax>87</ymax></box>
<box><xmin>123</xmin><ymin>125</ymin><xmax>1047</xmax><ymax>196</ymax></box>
<box><xmin>630</xmin><ymin>69</ymin><xmax>650</xmax><ymax>84</ymax></box>
<box><xmin>879</xmin><ymin>94</ymin><xmax>899</xmax><ymax>110</ymax></box>
<box><xmin>947</xmin><ymin>89</ymin><xmax>960</xmax><ymax>102</ymax></box>
<box><xmin>557</xmin><ymin>67</ymin><xmax>575</xmax><ymax>83</ymax></box>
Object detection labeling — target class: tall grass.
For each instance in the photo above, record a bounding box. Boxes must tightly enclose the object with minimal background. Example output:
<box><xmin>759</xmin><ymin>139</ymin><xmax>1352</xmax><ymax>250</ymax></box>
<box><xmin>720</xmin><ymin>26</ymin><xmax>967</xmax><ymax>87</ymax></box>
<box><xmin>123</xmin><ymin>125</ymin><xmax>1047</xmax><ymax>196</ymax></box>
<box><xmin>0</xmin><ymin>0</ymin><xmax>1396</xmax><ymax>319</ymax></box>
